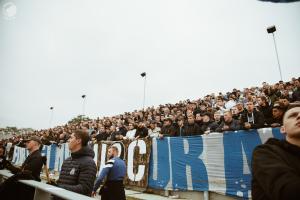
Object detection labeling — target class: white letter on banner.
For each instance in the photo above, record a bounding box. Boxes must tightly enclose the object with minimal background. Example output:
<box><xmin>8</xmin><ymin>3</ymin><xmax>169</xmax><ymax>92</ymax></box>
<box><xmin>12</xmin><ymin>146</ymin><xmax>19</xmax><ymax>164</ymax></box>
<box><xmin>127</xmin><ymin>140</ymin><xmax>146</xmax><ymax>182</ymax></box>
<box><xmin>99</xmin><ymin>143</ymin><xmax>107</xmax><ymax>174</ymax></box>
<box><xmin>55</xmin><ymin>145</ymin><xmax>65</xmax><ymax>171</ymax></box>
<box><xmin>93</xmin><ymin>143</ymin><xmax>98</xmax><ymax>164</ymax></box>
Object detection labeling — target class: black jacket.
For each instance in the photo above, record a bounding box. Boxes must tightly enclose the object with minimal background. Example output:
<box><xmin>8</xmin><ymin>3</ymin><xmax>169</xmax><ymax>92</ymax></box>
<box><xmin>135</xmin><ymin>127</ymin><xmax>148</xmax><ymax>138</ymax></box>
<box><xmin>241</xmin><ymin>109</ymin><xmax>265</xmax><ymax>129</ymax></box>
<box><xmin>252</xmin><ymin>138</ymin><xmax>300</xmax><ymax>200</ymax></box>
<box><xmin>184</xmin><ymin>123</ymin><xmax>203</xmax><ymax>136</ymax></box>
<box><xmin>6</xmin><ymin>149</ymin><xmax>43</xmax><ymax>181</ymax></box>
<box><xmin>57</xmin><ymin>146</ymin><xmax>97</xmax><ymax>197</ymax></box>
<box><xmin>258</xmin><ymin>104</ymin><xmax>273</xmax><ymax>125</ymax></box>
<box><xmin>161</xmin><ymin>124</ymin><xmax>177</xmax><ymax>137</ymax></box>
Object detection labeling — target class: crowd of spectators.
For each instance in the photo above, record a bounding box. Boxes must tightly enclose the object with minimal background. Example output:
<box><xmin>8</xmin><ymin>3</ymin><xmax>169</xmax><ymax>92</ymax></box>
<box><xmin>1</xmin><ymin>77</ymin><xmax>300</xmax><ymax>159</ymax></box>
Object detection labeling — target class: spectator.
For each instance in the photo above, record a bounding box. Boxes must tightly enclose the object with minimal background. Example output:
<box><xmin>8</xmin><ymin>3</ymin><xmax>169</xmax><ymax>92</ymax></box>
<box><xmin>95</xmin><ymin>126</ymin><xmax>109</xmax><ymax>142</ymax></box>
<box><xmin>216</xmin><ymin>111</ymin><xmax>241</xmax><ymax>132</ymax></box>
<box><xmin>108</xmin><ymin>125</ymin><xmax>121</xmax><ymax>141</ymax></box>
<box><xmin>200</xmin><ymin>113</ymin><xmax>214</xmax><ymax>134</ymax></box>
<box><xmin>134</xmin><ymin>122</ymin><xmax>148</xmax><ymax>139</ymax></box>
<box><xmin>148</xmin><ymin>120</ymin><xmax>162</xmax><ymax>138</ymax></box>
<box><xmin>269</xmin><ymin>102</ymin><xmax>285</xmax><ymax>127</ymax></box>
<box><xmin>209</xmin><ymin>111</ymin><xmax>223</xmax><ymax>132</ymax></box>
<box><xmin>52</xmin><ymin>130</ymin><xmax>97</xmax><ymax>199</ymax></box>
<box><xmin>241</xmin><ymin>101</ymin><xmax>265</xmax><ymax>130</ymax></box>
<box><xmin>292</xmin><ymin>79</ymin><xmax>300</xmax><ymax>101</ymax></box>
<box><xmin>184</xmin><ymin>115</ymin><xmax>203</xmax><ymax>136</ymax></box>
<box><xmin>257</xmin><ymin>96</ymin><xmax>273</xmax><ymax>125</ymax></box>
<box><xmin>122</xmin><ymin>123</ymin><xmax>136</xmax><ymax>140</ymax></box>
<box><xmin>175</xmin><ymin>117</ymin><xmax>185</xmax><ymax>137</ymax></box>
<box><xmin>161</xmin><ymin>118</ymin><xmax>177</xmax><ymax>137</ymax></box>
<box><xmin>195</xmin><ymin>113</ymin><xmax>202</xmax><ymax>127</ymax></box>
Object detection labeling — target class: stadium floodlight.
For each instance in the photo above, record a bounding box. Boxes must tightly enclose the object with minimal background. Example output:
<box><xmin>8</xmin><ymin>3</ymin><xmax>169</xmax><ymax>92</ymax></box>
<box><xmin>81</xmin><ymin>94</ymin><xmax>86</xmax><ymax>116</ymax></box>
<box><xmin>267</xmin><ymin>25</ymin><xmax>283</xmax><ymax>81</ymax></box>
<box><xmin>140</xmin><ymin>72</ymin><xmax>147</xmax><ymax>110</ymax></box>
<box><xmin>49</xmin><ymin>106</ymin><xmax>54</xmax><ymax>128</ymax></box>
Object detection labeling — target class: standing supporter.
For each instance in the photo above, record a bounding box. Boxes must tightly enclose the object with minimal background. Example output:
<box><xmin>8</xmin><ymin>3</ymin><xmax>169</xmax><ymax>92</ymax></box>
<box><xmin>241</xmin><ymin>101</ymin><xmax>265</xmax><ymax>130</ymax></box>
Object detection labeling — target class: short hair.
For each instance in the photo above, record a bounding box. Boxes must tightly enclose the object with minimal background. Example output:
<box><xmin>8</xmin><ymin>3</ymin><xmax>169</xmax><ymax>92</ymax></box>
<box><xmin>258</xmin><ymin>96</ymin><xmax>267</xmax><ymax>102</ymax></box>
<box><xmin>109</xmin><ymin>145</ymin><xmax>119</xmax><ymax>153</ymax></box>
<box><xmin>74</xmin><ymin>129</ymin><xmax>90</xmax><ymax>146</ymax></box>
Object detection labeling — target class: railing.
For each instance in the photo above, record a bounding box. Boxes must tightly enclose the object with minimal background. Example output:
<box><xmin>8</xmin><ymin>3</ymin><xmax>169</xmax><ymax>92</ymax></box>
<box><xmin>0</xmin><ymin>169</ymin><xmax>94</xmax><ymax>200</ymax></box>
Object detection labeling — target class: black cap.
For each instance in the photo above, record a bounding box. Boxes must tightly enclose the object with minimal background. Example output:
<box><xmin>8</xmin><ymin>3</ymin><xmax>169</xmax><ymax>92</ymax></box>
<box><xmin>24</xmin><ymin>136</ymin><xmax>42</xmax><ymax>145</ymax></box>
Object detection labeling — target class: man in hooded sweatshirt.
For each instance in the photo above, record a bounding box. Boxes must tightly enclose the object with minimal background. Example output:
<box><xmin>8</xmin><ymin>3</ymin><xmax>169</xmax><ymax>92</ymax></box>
<box><xmin>51</xmin><ymin>129</ymin><xmax>97</xmax><ymax>199</ymax></box>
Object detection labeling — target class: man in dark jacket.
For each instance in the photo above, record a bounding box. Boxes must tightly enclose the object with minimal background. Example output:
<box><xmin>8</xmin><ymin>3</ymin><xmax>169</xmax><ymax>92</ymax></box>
<box><xmin>251</xmin><ymin>105</ymin><xmax>300</xmax><ymax>200</ymax></box>
<box><xmin>216</xmin><ymin>111</ymin><xmax>240</xmax><ymax>132</ymax></box>
<box><xmin>0</xmin><ymin>136</ymin><xmax>44</xmax><ymax>200</ymax></box>
<box><xmin>134</xmin><ymin>121</ymin><xmax>148</xmax><ymax>139</ymax></box>
<box><xmin>241</xmin><ymin>101</ymin><xmax>265</xmax><ymax>130</ymax></box>
<box><xmin>257</xmin><ymin>96</ymin><xmax>273</xmax><ymax>125</ymax></box>
<box><xmin>161</xmin><ymin>118</ymin><xmax>177</xmax><ymax>137</ymax></box>
<box><xmin>184</xmin><ymin>114</ymin><xmax>203</xmax><ymax>136</ymax></box>
<box><xmin>53</xmin><ymin>129</ymin><xmax>97</xmax><ymax>199</ymax></box>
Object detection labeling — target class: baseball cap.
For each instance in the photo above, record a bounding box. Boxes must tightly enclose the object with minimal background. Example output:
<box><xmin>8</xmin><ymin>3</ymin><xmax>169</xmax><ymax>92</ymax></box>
<box><xmin>24</xmin><ymin>136</ymin><xmax>42</xmax><ymax>144</ymax></box>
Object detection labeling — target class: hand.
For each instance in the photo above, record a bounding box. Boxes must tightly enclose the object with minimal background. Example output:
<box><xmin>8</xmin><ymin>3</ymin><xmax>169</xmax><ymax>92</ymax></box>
<box><xmin>91</xmin><ymin>191</ymin><xmax>96</xmax><ymax>197</ymax></box>
<box><xmin>47</xmin><ymin>179</ymin><xmax>58</xmax><ymax>186</ymax></box>
<box><xmin>223</xmin><ymin>125</ymin><xmax>229</xmax><ymax>130</ymax></box>
<box><xmin>244</xmin><ymin>122</ymin><xmax>251</xmax><ymax>129</ymax></box>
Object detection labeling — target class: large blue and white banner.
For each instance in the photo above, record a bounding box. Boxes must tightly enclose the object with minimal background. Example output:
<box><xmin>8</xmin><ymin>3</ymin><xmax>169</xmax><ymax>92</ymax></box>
<box><xmin>12</xmin><ymin>143</ymin><xmax>71</xmax><ymax>171</ymax></box>
<box><xmin>148</xmin><ymin>128</ymin><xmax>284</xmax><ymax>199</ymax></box>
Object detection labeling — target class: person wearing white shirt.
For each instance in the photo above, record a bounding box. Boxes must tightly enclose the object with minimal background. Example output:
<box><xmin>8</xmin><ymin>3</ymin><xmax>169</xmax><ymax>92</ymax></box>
<box><xmin>123</xmin><ymin>123</ymin><xmax>136</xmax><ymax>140</ymax></box>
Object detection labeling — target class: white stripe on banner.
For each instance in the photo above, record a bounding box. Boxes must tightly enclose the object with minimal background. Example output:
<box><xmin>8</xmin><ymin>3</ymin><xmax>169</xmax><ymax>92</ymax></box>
<box><xmin>152</xmin><ymin>138</ymin><xmax>158</xmax><ymax>181</ymax></box>
<box><xmin>257</xmin><ymin>128</ymin><xmax>273</xmax><ymax>144</ymax></box>
<box><xmin>201</xmin><ymin>133</ymin><xmax>226</xmax><ymax>194</ymax></box>
<box><xmin>93</xmin><ymin>144</ymin><xmax>98</xmax><ymax>165</ymax></box>
<box><xmin>165</xmin><ymin>137</ymin><xmax>173</xmax><ymax>190</ymax></box>
<box><xmin>183</xmin><ymin>138</ymin><xmax>193</xmax><ymax>190</ymax></box>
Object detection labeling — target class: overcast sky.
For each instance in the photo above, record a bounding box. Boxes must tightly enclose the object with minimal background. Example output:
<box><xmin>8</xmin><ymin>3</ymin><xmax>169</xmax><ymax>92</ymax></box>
<box><xmin>0</xmin><ymin>0</ymin><xmax>300</xmax><ymax>129</ymax></box>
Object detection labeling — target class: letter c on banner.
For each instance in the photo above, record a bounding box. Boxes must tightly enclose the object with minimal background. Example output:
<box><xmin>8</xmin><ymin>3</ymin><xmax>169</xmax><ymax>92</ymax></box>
<box><xmin>127</xmin><ymin>140</ymin><xmax>146</xmax><ymax>182</ymax></box>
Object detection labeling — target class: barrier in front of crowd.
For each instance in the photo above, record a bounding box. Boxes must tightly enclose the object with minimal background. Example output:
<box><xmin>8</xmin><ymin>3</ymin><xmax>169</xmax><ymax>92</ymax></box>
<box><xmin>12</xmin><ymin>128</ymin><xmax>284</xmax><ymax>199</ymax></box>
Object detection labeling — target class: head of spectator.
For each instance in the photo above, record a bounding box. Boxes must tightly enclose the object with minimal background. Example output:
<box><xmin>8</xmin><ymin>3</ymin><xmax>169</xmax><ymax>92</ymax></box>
<box><xmin>246</xmin><ymin>101</ymin><xmax>255</xmax><ymax>113</ymax></box>
<box><xmin>99</xmin><ymin>126</ymin><xmax>105</xmax><ymax>133</ymax></box>
<box><xmin>68</xmin><ymin>129</ymin><xmax>89</xmax><ymax>153</ymax></box>
<box><xmin>280</xmin><ymin>105</ymin><xmax>300</xmax><ymax>147</ymax></box>
<box><xmin>128</xmin><ymin>123</ymin><xmax>135</xmax><ymax>130</ymax></box>
<box><xmin>195</xmin><ymin>113</ymin><xmax>202</xmax><ymax>122</ymax></box>
<box><xmin>24</xmin><ymin>136</ymin><xmax>42</xmax><ymax>153</ymax></box>
<box><xmin>257</xmin><ymin>96</ymin><xmax>268</xmax><ymax>107</ymax></box>
<box><xmin>187</xmin><ymin>114</ymin><xmax>195</xmax><ymax>125</ymax></box>
<box><xmin>202</xmin><ymin>113</ymin><xmax>211</xmax><ymax>123</ymax></box>
<box><xmin>149</xmin><ymin>120</ymin><xmax>157</xmax><ymax>130</ymax></box>
<box><xmin>271</xmin><ymin>103</ymin><xmax>285</xmax><ymax>125</ymax></box>
<box><xmin>177</xmin><ymin>117</ymin><xmax>185</xmax><ymax>128</ymax></box>
<box><xmin>279</xmin><ymin>97</ymin><xmax>290</xmax><ymax>109</ymax></box>
<box><xmin>224</xmin><ymin>111</ymin><xmax>233</xmax><ymax>123</ymax></box>
<box><xmin>163</xmin><ymin>118</ymin><xmax>172</xmax><ymax>127</ymax></box>
<box><xmin>137</xmin><ymin>121</ymin><xmax>145</xmax><ymax>129</ymax></box>
<box><xmin>214</xmin><ymin>111</ymin><xmax>222</xmax><ymax>122</ymax></box>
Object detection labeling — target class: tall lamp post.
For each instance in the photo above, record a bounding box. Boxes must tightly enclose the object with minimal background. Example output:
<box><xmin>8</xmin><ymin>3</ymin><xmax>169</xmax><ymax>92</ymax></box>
<box><xmin>81</xmin><ymin>95</ymin><xmax>86</xmax><ymax>116</ymax></box>
<box><xmin>267</xmin><ymin>25</ymin><xmax>283</xmax><ymax>81</ymax></box>
<box><xmin>49</xmin><ymin>107</ymin><xmax>54</xmax><ymax>128</ymax></box>
<box><xmin>140</xmin><ymin>72</ymin><xmax>147</xmax><ymax>111</ymax></box>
